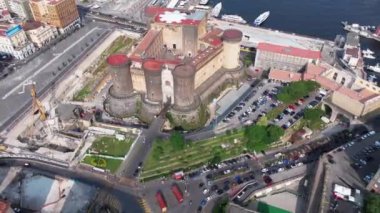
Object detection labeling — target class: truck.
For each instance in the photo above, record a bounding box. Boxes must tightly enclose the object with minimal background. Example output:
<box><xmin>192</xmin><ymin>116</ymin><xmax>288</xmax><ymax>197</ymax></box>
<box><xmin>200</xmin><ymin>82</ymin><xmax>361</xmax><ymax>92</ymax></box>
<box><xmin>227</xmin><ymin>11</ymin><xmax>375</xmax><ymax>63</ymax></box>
<box><xmin>156</xmin><ymin>191</ymin><xmax>167</xmax><ymax>212</ymax></box>
<box><xmin>172</xmin><ymin>171</ymin><xmax>184</xmax><ymax>180</ymax></box>
<box><xmin>171</xmin><ymin>184</ymin><xmax>184</xmax><ymax>203</ymax></box>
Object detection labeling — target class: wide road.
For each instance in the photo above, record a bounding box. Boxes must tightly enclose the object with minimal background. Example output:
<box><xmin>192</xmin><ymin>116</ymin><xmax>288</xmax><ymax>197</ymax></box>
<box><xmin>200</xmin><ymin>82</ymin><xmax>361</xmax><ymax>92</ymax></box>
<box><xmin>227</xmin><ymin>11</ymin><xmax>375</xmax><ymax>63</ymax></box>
<box><xmin>0</xmin><ymin>22</ymin><xmax>113</xmax><ymax>132</ymax></box>
<box><xmin>119</xmin><ymin>113</ymin><xmax>167</xmax><ymax>178</ymax></box>
<box><xmin>0</xmin><ymin>158</ymin><xmax>144</xmax><ymax>213</ymax></box>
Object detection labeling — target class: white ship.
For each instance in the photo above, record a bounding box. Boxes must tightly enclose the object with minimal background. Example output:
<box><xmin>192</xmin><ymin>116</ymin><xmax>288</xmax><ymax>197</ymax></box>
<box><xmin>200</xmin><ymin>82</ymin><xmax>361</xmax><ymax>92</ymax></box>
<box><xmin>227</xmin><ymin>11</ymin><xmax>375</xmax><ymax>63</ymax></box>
<box><xmin>199</xmin><ymin>0</ymin><xmax>209</xmax><ymax>5</ymax></box>
<box><xmin>221</xmin><ymin>15</ymin><xmax>247</xmax><ymax>24</ymax></box>
<box><xmin>211</xmin><ymin>2</ymin><xmax>222</xmax><ymax>17</ymax></box>
<box><xmin>253</xmin><ymin>11</ymin><xmax>270</xmax><ymax>26</ymax></box>
<box><xmin>363</xmin><ymin>52</ymin><xmax>376</xmax><ymax>60</ymax></box>
<box><xmin>367</xmin><ymin>63</ymin><xmax>380</xmax><ymax>73</ymax></box>
<box><xmin>362</xmin><ymin>48</ymin><xmax>375</xmax><ymax>55</ymax></box>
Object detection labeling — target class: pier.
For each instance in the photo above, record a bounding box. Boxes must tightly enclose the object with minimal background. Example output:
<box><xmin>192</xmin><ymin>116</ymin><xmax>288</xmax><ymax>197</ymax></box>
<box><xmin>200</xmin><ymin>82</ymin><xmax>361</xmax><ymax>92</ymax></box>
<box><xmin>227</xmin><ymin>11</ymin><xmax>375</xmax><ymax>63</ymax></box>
<box><xmin>208</xmin><ymin>18</ymin><xmax>332</xmax><ymax>51</ymax></box>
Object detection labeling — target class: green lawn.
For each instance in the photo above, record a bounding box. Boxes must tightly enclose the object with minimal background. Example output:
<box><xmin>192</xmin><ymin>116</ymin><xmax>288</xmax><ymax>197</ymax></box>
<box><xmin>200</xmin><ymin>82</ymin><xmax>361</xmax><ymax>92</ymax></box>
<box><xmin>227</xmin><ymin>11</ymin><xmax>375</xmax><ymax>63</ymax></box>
<box><xmin>140</xmin><ymin>131</ymin><xmax>269</xmax><ymax>181</ymax></box>
<box><xmin>82</xmin><ymin>156</ymin><xmax>123</xmax><ymax>173</ymax></box>
<box><xmin>89</xmin><ymin>136</ymin><xmax>134</xmax><ymax>157</ymax></box>
<box><xmin>73</xmin><ymin>84</ymin><xmax>92</xmax><ymax>101</ymax></box>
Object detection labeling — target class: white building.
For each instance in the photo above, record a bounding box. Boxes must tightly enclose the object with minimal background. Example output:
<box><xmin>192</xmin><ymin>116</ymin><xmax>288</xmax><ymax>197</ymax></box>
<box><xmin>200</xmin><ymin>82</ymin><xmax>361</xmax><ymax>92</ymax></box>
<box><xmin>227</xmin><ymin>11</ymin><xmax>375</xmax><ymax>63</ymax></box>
<box><xmin>0</xmin><ymin>0</ymin><xmax>9</xmax><ymax>10</ymax></box>
<box><xmin>22</xmin><ymin>21</ymin><xmax>57</xmax><ymax>48</ymax></box>
<box><xmin>0</xmin><ymin>22</ymin><xmax>35</xmax><ymax>59</ymax></box>
<box><xmin>9</xmin><ymin>0</ymin><xmax>32</xmax><ymax>20</ymax></box>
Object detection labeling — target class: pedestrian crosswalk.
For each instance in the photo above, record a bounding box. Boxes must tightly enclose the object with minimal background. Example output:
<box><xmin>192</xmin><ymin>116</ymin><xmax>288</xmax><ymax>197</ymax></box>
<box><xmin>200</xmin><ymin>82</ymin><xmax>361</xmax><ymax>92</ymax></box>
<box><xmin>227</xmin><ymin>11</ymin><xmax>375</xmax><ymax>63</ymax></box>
<box><xmin>139</xmin><ymin>199</ymin><xmax>152</xmax><ymax>213</ymax></box>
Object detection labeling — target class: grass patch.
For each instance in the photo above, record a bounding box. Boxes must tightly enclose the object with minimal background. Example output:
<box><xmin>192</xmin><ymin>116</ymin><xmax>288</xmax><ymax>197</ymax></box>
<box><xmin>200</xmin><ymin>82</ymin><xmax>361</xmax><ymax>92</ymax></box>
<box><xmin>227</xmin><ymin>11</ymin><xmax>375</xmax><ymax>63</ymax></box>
<box><xmin>257</xmin><ymin>201</ymin><xmax>291</xmax><ymax>213</ymax></box>
<box><xmin>89</xmin><ymin>136</ymin><xmax>134</xmax><ymax>157</ymax></box>
<box><xmin>82</xmin><ymin>156</ymin><xmax>122</xmax><ymax>173</ymax></box>
<box><xmin>140</xmin><ymin>130</ymin><xmax>270</xmax><ymax>180</ymax></box>
<box><xmin>73</xmin><ymin>84</ymin><xmax>92</xmax><ymax>101</ymax></box>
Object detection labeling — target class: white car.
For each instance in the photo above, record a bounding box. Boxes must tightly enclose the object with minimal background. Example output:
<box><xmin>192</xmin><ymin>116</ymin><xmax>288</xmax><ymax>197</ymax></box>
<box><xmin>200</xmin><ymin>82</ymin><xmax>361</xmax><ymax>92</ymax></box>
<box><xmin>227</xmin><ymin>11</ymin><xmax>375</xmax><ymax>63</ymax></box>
<box><xmin>203</xmin><ymin>189</ymin><xmax>209</xmax><ymax>194</ymax></box>
<box><xmin>278</xmin><ymin>168</ymin><xmax>285</xmax><ymax>172</ymax></box>
<box><xmin>369</xmin><ymin>131</ymin><xmax>376</xmax><ymax>135</ymax></box>
<box><xmin>261</xmin><ymin>168</ymin><xmax>269</xmax><ymax>173</ymax></box>
<box><xmin>296</xmin><ymin>162</ymin><xmax>304</xmax><ymax>167</ymax></box>
<box><xmin>237</xmin><ymin>192</ymin><xmax>245</xmax><ymax>199</ymax></box>
<box><xmin>206</xmin><ymin>196</ymin><xmax>211</xmax><ymax>201</ymax></box>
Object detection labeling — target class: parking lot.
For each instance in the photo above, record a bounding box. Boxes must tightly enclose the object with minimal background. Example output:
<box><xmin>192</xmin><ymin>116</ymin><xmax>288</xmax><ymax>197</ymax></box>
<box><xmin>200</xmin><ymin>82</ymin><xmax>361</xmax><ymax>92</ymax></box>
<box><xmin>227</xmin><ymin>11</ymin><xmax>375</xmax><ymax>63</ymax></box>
<box><xmin>323</xmin><ymin>131</ymin><xmax>380</xmax><ymax>212</ymax></box>
<box><xmin>220</xmin><ymin>81</ymin><xmax>326</xmax><ymax>130</ymax></box>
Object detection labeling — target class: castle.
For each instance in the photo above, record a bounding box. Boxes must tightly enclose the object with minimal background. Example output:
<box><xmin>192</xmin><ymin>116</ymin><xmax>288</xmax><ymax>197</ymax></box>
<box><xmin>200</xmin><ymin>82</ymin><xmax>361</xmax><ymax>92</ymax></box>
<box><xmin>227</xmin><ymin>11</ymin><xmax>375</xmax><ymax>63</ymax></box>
<box><xmin>104</xmin><ymin>7</ymin><xmax>244</xmax><ymax>128</ymax></box>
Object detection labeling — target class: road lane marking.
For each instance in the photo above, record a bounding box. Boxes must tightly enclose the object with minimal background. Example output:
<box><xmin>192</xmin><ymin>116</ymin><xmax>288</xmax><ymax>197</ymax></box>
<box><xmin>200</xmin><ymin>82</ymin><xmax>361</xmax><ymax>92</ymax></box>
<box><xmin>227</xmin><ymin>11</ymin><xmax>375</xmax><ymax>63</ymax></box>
<box><xmin>2</xmin><ymin>27</ymin><xmax>102</xmax><ymax>100</ymax></box>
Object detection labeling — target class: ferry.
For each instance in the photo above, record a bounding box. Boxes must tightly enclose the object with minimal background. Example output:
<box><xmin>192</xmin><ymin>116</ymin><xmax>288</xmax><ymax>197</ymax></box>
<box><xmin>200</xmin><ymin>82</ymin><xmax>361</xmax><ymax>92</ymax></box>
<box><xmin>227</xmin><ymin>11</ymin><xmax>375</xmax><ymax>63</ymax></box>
<box><xmin>368</xmin><ymin>74</ymin><xmax>377</xmax><ymax>82</ymax></box>
<box><xmin>211</xmin><ymin>2</ymin><xmax>222</xmax><ymax>17</ymax></box>
<box><xmin>367</xmin><ymin>63</ymin><xmax>380</xmax><ymax>73</ymax></box>
<box><xmin>199</xmin><ymin>0</ymin><xmax>209</xmax><ymax>5</ymax></box>
<box><xmin>253</xmin><ymin>11</ymin><xmax>270</xmax><ymax>26</ymax></box>
<box><xmin>342</xmin><ymin>21</ymin><xmax>380</xmax><ymax>42</ymax></box>
<box><xmin>221</xmin><ymin>15</ymin><xmax>247</xmax><ymax>24</ymax></box>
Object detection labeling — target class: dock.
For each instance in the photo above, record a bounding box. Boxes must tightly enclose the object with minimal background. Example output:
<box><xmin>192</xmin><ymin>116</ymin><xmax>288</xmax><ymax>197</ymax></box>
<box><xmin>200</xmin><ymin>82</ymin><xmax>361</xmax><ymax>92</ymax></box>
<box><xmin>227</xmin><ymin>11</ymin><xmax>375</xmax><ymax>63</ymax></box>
<box><xmin>208</xmin><ymin>18</ymin><xmax>331</xmax><ymax>51</ymax></box>
<box><xmin>341</xmin><ymin>21</ymin><xmax>380</xmax><ymax>42</ymax></box>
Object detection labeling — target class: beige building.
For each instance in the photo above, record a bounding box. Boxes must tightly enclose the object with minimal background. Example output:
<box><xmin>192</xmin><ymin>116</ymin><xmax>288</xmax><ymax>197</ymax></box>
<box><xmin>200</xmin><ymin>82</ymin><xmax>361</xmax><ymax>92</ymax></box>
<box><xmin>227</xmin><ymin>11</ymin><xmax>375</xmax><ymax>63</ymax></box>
<box><xmin>30</xmin><ymin>0</ymin><xmax>80</xmax><ymax>34</ymax></box>
<box><xmin>268</xmin><ymin>62</ymin><xmax>380</xmax><ymax>118</ymax></box>
<box><xmin>104</xmin><ymin>7</ymin><xmax>243</xmax><ymax>125</ymax></box>
<box><xmin>254</xmin><ymin>42</ymin><xmax>321</xmax><ymax>72</ymax></box>
<box><xmin>0</xmin><ymin>0</ymin><xmax>9</xmax><ymax>10</ymax></box>
<box><xmin>22</xmin><ymin>20</ymin><xmax>57</xmax><ymax>48</ymax></box>
<box><xmin>0</xmin><ymin>22</ymin><xmax>35</xmax><ymax>59</ymax></box>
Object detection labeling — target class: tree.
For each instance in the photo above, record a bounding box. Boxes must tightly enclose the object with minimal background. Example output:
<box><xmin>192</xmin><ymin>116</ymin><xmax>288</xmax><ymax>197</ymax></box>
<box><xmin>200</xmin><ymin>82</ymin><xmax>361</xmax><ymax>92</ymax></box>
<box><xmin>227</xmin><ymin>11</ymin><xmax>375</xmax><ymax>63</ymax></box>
<box><xmin>365</xmin><ymin>193</ymin><xmax>380</xmax><ymax>213</ymax></box>
<box><xmin>169</xmin><ymin>131</ymin><xmax>185</xmax><ymax>151</ymax></box>
<box><xmin>277</xmin><ymin>81</ymin><xmax>320</xmax><ymax>104</ymax></box>
<box><xmin>212</xmin><ymin>198</ymin><xmax>228</xmax><ymax>213</ymax></box>
<box><xmin>267</xmin><ymin>125</ymin><xmax>285</xmax><ymax>142</ymax></box>
<box><xmin>243</xmin><ymin>53</ymin><xmax>253</xmax><ymax>67</ymax></box>
<box><xmin>210</xmin><ymin>152</ymin><xmax>221</xmax><ymax>165</ymax></box>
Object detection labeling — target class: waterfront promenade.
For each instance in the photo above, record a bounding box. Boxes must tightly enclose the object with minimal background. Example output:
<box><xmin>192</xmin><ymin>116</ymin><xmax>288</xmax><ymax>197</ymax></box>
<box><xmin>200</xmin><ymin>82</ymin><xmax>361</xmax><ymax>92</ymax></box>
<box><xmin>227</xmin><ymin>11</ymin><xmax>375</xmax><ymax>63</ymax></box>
<box><xmin>208</xmin><ymin>18</ymin><xmax>331</xmax><ymax>51</ymax></box>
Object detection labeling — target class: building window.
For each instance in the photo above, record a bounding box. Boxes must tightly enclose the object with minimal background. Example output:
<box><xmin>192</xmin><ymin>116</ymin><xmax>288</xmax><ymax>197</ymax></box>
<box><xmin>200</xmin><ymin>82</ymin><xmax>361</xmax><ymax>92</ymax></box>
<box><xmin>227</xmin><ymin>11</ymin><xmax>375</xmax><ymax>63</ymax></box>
<box><xmin>333</xmin><ymin>73</ymin><xmax>338</xmax><ymax>80</ymax></box>
<box><xmin>173</xmin><ymin>44</ymin><xmax>176</xmax><ymax>49</ymax></box>
<box><xmin>341</xmin><ymin>77</ymin><xmax>346</xmax><ymax>85</ymax></box>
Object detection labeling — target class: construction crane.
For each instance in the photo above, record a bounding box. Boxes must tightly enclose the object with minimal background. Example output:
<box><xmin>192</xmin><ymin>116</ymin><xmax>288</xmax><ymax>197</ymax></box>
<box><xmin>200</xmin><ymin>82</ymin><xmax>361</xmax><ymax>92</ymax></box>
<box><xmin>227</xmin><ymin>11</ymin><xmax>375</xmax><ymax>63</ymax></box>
<box><xmin>30</xmin><ymin>84</ymin><xmax>47</xmax><ymax>121</ymax></box>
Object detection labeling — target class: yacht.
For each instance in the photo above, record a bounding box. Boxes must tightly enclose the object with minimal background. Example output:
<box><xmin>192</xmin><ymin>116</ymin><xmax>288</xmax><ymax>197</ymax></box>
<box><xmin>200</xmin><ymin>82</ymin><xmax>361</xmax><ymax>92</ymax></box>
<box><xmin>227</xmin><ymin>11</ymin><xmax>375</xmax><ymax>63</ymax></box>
<box><xmin>363</xmin><ymin>52</ymin><xmax>376</xmax><ymax>60</ymax></box>
<box><xmin>221</xmin><ymin>15</ymin><xmax>247</xmax><ymax>24</ymax></box>
<box><xmin>367</xmin><ymin>63</ymin><xmax>380</xmax><ymax>73</ymax></box>
<box><xmin>362</xmin><ymin>48</ymin><xmax>375</xmax><ymax>55</ymax></box>
<box><xmin>253</xmin><ymin>11</ymin><xmax>270</xmax><ymax>26</ymax></box>
<box><xmin>211</xmin><ymin>2</ymin><xmax>222</xmax><ymax>17</ymax></box>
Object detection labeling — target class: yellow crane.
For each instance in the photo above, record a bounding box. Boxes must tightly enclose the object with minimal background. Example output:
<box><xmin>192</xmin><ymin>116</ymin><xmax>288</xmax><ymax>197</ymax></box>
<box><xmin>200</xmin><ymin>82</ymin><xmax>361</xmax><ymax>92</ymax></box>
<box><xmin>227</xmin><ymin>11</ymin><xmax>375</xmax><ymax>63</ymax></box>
<box><xmin>30</xmin><ymin>84</ymin><xmax>47</xmax><ymax>121</ymax></box>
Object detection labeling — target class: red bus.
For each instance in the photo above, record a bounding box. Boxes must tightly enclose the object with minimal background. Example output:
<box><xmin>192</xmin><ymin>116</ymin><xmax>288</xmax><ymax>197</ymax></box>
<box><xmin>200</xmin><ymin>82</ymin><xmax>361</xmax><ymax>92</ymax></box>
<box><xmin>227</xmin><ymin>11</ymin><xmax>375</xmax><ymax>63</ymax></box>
<box><xmin>171</xmin><ymin>184</ymin><xmax>184</xmax><ymax>203</ymax></box>
<box><xmin>156</xmin><ymin>191</ymin><xmax>167</xmax><ymax>212</ymax></box>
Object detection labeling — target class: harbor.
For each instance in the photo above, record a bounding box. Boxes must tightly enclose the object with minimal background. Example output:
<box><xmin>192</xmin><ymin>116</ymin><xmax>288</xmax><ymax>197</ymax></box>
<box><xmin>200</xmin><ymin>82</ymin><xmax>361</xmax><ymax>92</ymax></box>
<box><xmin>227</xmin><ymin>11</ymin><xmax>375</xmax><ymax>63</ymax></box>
<box><xmin>342</xmin><ymin>22</ymin><xmax>380</xmax><ymax>42</ymax></box>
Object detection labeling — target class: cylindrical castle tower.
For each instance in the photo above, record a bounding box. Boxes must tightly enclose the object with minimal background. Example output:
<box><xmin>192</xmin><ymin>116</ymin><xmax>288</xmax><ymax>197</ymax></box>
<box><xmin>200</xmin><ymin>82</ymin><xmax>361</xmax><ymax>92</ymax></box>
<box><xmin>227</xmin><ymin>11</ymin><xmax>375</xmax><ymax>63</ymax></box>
<box><xmin>107</xmin><ymin>54</ymin><xmax>134</xmax><ymax>98</ymax></box>
<box><xmin>222</xmin><ymin>29</ymin><xmax>243</xmax><ymax>70</ymax></box>
<box><xmin>143</xmin><ymin>59</ymin><xmax>163</xmax><ymax>102</ymax></box>
<box><xmin>172</xmin><ymin>63</ymin><xmax>196</xmax><ymax>109</ymax></box>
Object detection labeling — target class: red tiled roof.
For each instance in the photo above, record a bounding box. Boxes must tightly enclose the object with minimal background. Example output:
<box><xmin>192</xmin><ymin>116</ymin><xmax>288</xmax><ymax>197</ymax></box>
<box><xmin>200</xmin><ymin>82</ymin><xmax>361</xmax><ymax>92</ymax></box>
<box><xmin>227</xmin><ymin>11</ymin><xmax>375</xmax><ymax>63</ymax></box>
<box><xmin>315</xmin><ymin>76</ymin><xmax>341</xmax><ymax>91</ymax></box>
<box><xmin>268</xmin><ymin>69</ymin><xmax>302</xmax><ymax>82</ymax></box>
<box><xmin>337</xmin><ymin>87</ymin><xmax>377</xmax><ymax>103</ymax></box>
<box><xmin>306</xmin><ymin>63</ymin><xmax>326</xmax><ymax>76</ymax></box>
<box><xmin>0</xmin><ymin>30</ymin><xmax>6</xmax><ymax>36</ymax></box>
<box><xmin>257</xmin><ymin>42</ymin><xmax>321</xmax><ymax>59</ymax></box>
<box><xmin>200</xmin><ymin>28</ymin><xmax>223</xmax><ymax>47</ymax></box>
<box><xmin>345</xmin><ymin>47</ymin><xmax>359</xmax><ymax>58</ymax></box>
<box><xmin>191</xmin><ymin>45</ymin><xmax>223</xmax><ymax>69</ymax></box>
<box><xmin>131</xmin><ymin>29</ymin><xmax>160</xmax><ymax>58</ymax></box>
<box><xmin>143</xmin><ymin>59</ymin><xmax>162</xmax><ymax>72</ymax></box>
<box><xmin>145</xmin><ymin>6</ymin><xmax>175</xmax><ymax>17</ymax></box>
